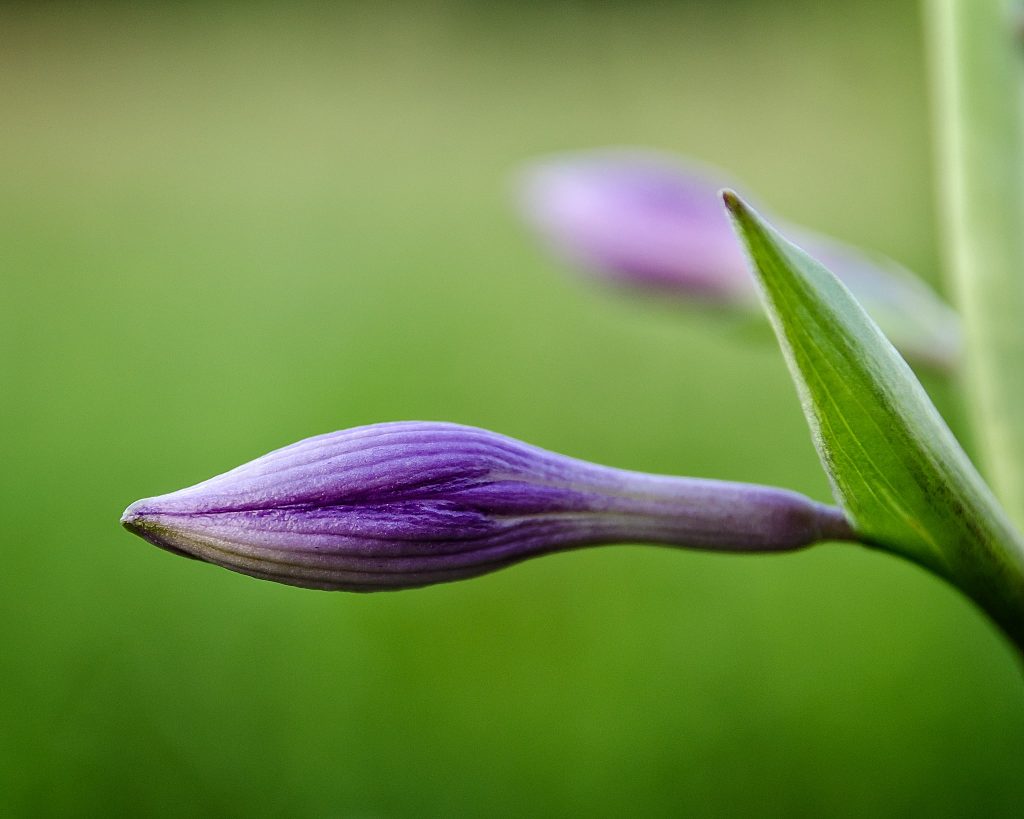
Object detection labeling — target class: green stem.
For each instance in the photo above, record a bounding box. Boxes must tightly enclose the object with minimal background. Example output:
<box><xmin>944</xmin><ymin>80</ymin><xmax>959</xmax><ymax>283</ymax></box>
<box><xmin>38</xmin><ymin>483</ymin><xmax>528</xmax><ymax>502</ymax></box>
<box><xmin>926</xmin><ymin>0</ymin><xmax>1024</xmax><ymax>531</ymax></box>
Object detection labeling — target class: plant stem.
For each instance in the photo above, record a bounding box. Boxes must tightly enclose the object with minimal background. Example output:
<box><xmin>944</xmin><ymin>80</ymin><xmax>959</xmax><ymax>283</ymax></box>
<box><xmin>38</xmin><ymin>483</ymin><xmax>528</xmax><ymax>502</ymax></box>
<box><xmin>926</xmin><ymin>0</ymin><xmax>1024</xmax><ymax>532</ymax></box>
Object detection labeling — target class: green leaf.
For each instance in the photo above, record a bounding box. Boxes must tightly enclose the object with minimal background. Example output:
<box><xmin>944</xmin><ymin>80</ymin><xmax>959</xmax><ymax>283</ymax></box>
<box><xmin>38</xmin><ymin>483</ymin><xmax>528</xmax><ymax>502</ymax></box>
<box><xmin>723</xmin><ymin>191</ymin><xmax>1024</xmax><ymax>649</ymax></box>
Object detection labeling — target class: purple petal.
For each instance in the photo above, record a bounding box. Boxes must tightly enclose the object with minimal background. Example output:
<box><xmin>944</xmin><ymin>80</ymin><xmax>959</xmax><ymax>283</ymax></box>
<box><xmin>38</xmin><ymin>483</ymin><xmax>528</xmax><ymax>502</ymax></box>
<box><xmin>122</xmin><ymin>421</ymin><xmax>853</xmax><ymax>592</ymax></box>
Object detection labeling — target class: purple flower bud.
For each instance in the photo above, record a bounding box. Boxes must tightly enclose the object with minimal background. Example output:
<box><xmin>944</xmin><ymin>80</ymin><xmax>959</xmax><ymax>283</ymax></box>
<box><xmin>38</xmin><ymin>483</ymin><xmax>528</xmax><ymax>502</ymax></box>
<box><xmin>521</xmin><ymin>150</ymin><xmax>756</xmax><ymax>302</ymax></box>
<box><xmin>519</xmin><ymin>149</ymin><xmax>960</xmax><ymax>370</ymax></box>
<box><xmin>121</xmin><ymin>422</ymin><xmax>852</xmax><ymax>592</ymax></box>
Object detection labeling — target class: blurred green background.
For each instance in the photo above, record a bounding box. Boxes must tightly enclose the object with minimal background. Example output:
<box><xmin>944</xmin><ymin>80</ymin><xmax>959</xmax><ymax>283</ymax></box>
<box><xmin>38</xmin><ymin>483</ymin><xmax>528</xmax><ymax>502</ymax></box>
<box><xmin>3</xmin><ymin>1</ymin><xmax>1023</xmax><ymax>816</ymax></box>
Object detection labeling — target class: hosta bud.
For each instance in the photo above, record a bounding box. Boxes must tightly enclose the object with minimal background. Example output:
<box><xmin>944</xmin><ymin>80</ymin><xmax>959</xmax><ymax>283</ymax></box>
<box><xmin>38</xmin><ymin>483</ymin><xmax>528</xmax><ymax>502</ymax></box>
<box><xmin>518</xmin><ymin>148</ymin><xmax>960</xmax><ymax>370</ymax></box>
<box><xmin>121</xmin><ymin>422</ymin><xmax>852</xmax><ymax>592</ymax></box>
<box><xmin>520</xmin><ymin>150</ymin><xmax>756</xmax><ymax>302</ymax></box>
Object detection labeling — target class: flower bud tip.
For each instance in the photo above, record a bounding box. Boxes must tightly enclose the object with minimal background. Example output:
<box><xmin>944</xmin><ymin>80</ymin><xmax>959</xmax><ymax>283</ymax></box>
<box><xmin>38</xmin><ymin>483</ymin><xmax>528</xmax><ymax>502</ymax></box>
<box><xmin>120</xmin><ymin>507</ymin><xmax>143</xmax><ymax>531</ymax></box>
<box><xmin>121</xmin><ymin>502</ymin><xmax>199</xmax><ymax>560</ymax></box>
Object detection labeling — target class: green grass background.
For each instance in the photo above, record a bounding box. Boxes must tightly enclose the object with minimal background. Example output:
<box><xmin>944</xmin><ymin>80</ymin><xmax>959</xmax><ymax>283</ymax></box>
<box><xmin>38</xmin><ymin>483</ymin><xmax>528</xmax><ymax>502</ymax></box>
<box><xmin>3</xmin><ymin>1</ymin><xmax>1023</xmax><ymax>816</ymax></box>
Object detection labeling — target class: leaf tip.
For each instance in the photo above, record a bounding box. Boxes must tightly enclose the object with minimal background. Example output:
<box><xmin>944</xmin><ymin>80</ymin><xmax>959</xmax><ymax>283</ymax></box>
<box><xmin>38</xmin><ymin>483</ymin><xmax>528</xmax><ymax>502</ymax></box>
<box><xmin>721</xmin><ymin>189</ymin><xmax>762</xmax><ymax>237</ymax></box>
<box><xmin>720</xmin><ymin>188</ymin><xmax>742</xmax><ymax>214</ymax></box>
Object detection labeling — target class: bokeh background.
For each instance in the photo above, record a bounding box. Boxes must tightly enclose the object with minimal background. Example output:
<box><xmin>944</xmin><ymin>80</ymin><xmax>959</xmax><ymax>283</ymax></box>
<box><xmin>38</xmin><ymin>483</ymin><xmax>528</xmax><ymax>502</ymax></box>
<box><xmin>3</xmin><ymin>1</ymin><xmax>1023</xmax><ymax>816</ymax></box>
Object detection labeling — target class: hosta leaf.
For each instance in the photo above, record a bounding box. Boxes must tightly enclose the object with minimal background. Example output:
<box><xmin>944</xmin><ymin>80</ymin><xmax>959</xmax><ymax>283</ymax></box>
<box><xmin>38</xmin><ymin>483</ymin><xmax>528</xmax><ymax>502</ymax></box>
<box><xmin>723</xmin><ymin>191</ymin><xmax>1024</xmax><ymax>645</ymax></box>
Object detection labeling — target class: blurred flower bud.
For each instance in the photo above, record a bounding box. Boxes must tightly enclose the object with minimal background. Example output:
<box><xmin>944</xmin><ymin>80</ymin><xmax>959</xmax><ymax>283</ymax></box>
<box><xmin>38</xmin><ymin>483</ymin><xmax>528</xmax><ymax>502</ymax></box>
<box><xmin>122</xmin><ymin>421</ymin><xmax>852</xmax><ymax>591</ymax></box>
<box><xmin>518</xmin><ymin>149</ymin><xmax>960</xmax><ymax>370</ymax></box>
